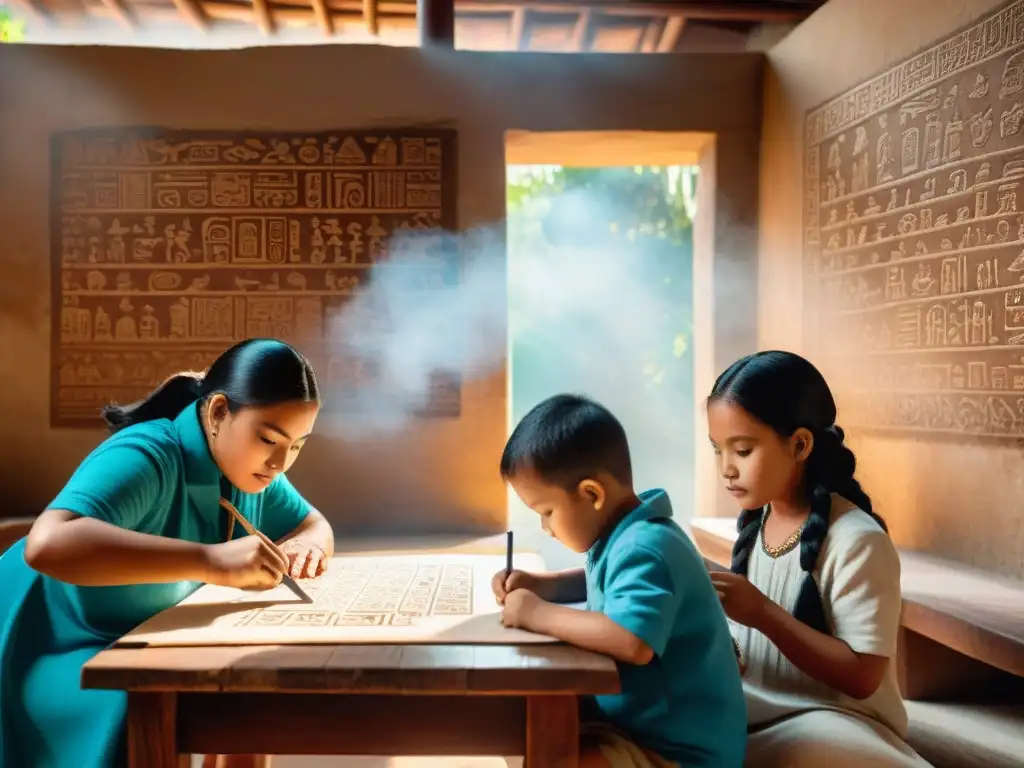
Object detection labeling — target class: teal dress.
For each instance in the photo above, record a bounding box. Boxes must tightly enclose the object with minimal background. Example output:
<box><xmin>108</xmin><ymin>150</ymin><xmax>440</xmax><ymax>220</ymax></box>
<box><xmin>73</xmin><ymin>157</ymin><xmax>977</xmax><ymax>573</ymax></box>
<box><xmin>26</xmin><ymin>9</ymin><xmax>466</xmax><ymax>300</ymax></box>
<box><xmin>0</xmin><ymin>401</ymin><xmax>312</xmax><ymax>768</ymax></box>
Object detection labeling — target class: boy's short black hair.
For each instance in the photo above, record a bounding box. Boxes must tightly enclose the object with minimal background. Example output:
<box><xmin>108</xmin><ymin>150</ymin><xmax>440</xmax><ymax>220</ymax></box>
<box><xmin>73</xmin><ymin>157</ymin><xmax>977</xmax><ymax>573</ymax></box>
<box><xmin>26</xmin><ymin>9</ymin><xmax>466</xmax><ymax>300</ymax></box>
<box><xmin>500</xmin><ymin>394</ymin><xmax>633</xmax><ymax>490</ymax></box>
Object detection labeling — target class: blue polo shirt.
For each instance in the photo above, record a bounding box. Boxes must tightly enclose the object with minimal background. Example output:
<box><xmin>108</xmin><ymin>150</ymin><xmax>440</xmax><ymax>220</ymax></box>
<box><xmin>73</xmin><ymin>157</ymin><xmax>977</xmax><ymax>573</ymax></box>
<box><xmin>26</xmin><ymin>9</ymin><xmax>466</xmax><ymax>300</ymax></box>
<box><xmin>585</xmin><ymin>489</ymin><xmax>746</xmax><ymax>766</ymax></box>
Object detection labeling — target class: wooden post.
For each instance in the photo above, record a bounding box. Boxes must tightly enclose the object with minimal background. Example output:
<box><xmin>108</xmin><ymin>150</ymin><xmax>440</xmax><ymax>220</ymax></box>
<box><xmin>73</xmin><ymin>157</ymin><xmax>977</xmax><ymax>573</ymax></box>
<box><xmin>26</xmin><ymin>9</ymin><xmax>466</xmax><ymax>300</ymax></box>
<box><xmin>526</xmin><ymin>695</ymin><xmax>579</xmax><ymax>767</ymax></box>
<box><xmin>417</xmin><ymin>0</ymin><xmax>455</xmax><ymax>48</ymax></box>
<box><xmin>126</xmin><ymin>692</ymin><xmax>179</xmax><ymax>768</ymax></box>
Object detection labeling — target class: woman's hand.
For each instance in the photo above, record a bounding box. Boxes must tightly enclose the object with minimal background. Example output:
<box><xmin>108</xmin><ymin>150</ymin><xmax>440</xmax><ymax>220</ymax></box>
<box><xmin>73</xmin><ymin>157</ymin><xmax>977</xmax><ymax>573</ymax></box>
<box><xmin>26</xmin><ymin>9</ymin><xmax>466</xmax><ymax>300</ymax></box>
<box><xmin>491</xmin><ymin>568</ymin><xmax>541</xmax><ymax>605</ymax></box>
<box><xmin>202</xmin><ymin>536</ymin><xmax>288</xmax><ymax>590</ymax></box>
<box><xmin>279</xmin><ymin>539</ymin><xmax>328</xmax><ymax>579</ymax></box>
<box><xmin>710</xmin><ymin>571</ymin><xmax>770</xmax><ymax>629</ymax></box>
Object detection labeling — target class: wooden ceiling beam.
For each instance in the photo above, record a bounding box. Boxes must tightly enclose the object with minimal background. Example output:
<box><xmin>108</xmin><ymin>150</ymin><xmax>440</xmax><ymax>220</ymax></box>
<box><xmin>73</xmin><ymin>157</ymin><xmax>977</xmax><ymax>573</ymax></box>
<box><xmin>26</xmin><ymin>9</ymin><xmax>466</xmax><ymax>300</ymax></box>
<box><xmin>169</xmin><ymin>0</ymin><xmax>208</xmax><ymax>29</ymax></box>
<box><xmin>84</xmin><ymin>0</ymin><xmax>411</xmax><ymax>29</ymax></box>
<box><xmin>363</xmin><ymin>0</ymin><xmax>379</xmax><ymax>35</ymax></box>
<box><xmin>656</xmin><ymin>15</ymin><xmax>684</xmax><ymax>52</ymax></box>
<box><xmin>568</xmin><ymin>7</ymin><xmax>590</xmax><ymax>51</ymax></box>
<box><xmin>656</xmin><ymin>0</ymin><xmax>810</xmax><ymax>22</ymax></box>
<box><xmin>98</xmin><ymin>0</ymin><xmax>136</xmax><ymax>28</ymax></box>
<box><xmin>251</xmin><ymin>0</ymin><xmax>275</xmax><ymax>34</ymax></box>
<box><xmin>509</xmin><ymin>7</ymin><xmax>526</xmax><ymax>50</ymax></box>
<box><xmin>63</xmin><ymin>0</ymin><xmax>814</xmax><ymax>37</ymax></box>
<box><xmin>637</xmin><ymin>17</ymin><xmax>659</xmax><ymax>53</ymax></box>
<box><xmin>227</xmin><ymin>0</ymin><xmax>807</xmax><ymax>18</ymax></box>
<box><xmin>310</xmin><ymin>0</ymin><xmax>334</xmax><ymax>34</ymax></box>
<box><xmin>417</xmin><ymin>0</ymin><xmax>454</xmax><ymax>47</ymax></box>
<box><xmin>470</xmin><ymin>1</ymin><xmax>811</xmax><ymax>22</ymax></box>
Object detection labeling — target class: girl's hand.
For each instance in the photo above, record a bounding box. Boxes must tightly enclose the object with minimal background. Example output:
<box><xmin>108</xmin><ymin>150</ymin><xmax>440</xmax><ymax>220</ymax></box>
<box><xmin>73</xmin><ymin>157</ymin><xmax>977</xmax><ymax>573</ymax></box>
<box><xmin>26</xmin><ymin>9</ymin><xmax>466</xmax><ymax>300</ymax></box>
<box><xmin>500</xmin><ymin>588</ymin><xmax>544</xmax><ymax>631</ymax></box>
<box><xmin>279</xmin><ymin>539</ymin><xmax>328</xmax><ymax>579</ymax></box>
<box><xmin>710</xmin><ymin>572</ymin><xmax>770</xmax><ymax>628</ymax></box>
<box><xmin>491</xmin><ymin>568</ymin><xmax>539</xmax><ymax>605</ymax></box>
<box><xmin>203</xmin><ymin>537</ymin><xmax>287</xmax><ymax>590</ymax></box>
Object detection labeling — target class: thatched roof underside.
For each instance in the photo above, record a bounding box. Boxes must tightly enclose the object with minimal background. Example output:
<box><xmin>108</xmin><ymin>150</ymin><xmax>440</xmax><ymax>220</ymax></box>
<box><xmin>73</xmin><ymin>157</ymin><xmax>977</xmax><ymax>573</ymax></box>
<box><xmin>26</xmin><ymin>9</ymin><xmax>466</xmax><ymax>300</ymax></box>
<box><xmin>6</xmin><ymin>0</ymin><xmax>825</xmax><ymax>51</ymax></box>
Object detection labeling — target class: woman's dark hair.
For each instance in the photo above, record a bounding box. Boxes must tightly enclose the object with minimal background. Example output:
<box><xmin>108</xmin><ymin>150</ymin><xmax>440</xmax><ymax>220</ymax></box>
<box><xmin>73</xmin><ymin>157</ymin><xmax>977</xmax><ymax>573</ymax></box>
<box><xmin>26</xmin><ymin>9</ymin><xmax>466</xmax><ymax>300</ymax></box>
<box><xmin>708</xmin><ymin>350</ymin><xmax>887</xmax><ymax>635</ymax></box>
<box><xmin>101</xmin><ymin>338</ymin><xmax>320</xmax><ymax>433</ymax></box>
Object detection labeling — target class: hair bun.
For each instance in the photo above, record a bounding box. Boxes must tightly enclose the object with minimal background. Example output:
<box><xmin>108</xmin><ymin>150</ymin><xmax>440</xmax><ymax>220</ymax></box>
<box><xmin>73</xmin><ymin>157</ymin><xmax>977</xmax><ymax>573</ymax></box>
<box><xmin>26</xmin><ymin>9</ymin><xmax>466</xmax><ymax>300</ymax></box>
<box><xmin>824</xmin><ymin>424</ymin><xmax>845</xmax><ymax>443</ymax></box>
<box><xmin>183</xmin><ymin>370</ymin><xmax>205</xmax><ymax>396</ymax></box>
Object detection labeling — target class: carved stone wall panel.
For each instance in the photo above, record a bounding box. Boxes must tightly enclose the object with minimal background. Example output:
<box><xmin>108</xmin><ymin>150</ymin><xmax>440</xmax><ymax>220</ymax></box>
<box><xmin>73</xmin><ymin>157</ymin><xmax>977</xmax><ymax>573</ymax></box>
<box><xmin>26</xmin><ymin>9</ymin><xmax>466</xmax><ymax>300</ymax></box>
<box><xmin>51</xmin><ymin>128</ymin><xmax>458</xmax><ymax>427</ymax></box>
<box><xmin>803</xmin><ymin>0</ymin><xmax>1024</xmax><ymax>439</ymax></box>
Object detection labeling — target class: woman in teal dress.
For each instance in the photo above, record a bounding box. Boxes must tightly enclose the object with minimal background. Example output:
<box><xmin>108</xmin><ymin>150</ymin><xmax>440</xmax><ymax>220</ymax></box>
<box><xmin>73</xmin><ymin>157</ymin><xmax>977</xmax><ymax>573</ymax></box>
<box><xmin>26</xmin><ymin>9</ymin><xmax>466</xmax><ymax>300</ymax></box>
<box><xmin>0</xmin><ymin>338</ymin><xmax>336</xmax><ymax>768</ymax></box>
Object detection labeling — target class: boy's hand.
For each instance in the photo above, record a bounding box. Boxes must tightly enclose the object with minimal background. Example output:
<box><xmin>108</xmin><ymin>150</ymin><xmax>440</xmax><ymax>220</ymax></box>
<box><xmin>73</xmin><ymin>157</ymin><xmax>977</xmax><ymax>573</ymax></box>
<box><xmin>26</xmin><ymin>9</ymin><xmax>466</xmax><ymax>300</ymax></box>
<box><xmin>500</xmin><ymin>588</ymin><xmax>544</xmax><ymax>631</ymax></box>
<box><xmin>491</xmin><ymin>568</ymin><xmax>539</xmax><ymax>605</ymax></box>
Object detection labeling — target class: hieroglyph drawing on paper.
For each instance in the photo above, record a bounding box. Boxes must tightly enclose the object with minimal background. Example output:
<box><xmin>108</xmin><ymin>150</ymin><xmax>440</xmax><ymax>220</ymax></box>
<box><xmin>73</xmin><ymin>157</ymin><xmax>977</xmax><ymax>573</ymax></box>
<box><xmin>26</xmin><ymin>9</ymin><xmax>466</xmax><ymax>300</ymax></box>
<box><xmin>116</xmin><ymin>554</ymin><xmax>560</xmax><ymax>646</ymax></box>
<box><xmin>803</xmin><ymin>0</ymin><xmax>1024</xmax><ymax>438</ymax></box>
<box><xmin>235</xmin><ymin>558</ymin><xmax>474</xmax><ymax>629</ymax></box>
<box><xmin>51</xmin><ymin>128</ymin><xmax>459</xmax><ymax>427</ymax></box>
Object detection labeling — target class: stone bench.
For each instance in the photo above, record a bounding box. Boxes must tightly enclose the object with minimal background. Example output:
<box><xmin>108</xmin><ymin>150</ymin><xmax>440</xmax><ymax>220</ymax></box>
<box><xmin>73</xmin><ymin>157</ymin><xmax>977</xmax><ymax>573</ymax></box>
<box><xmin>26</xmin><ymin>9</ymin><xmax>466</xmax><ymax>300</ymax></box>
<box><xmin>905</xmin><ymin>700</ymin><xmax>1024</xmax><ymax>768</ymax></box>
<box><xmin>689</xmin><ymin>516</ymin><xmax>1024</xmax><ymax>767</ymax></box>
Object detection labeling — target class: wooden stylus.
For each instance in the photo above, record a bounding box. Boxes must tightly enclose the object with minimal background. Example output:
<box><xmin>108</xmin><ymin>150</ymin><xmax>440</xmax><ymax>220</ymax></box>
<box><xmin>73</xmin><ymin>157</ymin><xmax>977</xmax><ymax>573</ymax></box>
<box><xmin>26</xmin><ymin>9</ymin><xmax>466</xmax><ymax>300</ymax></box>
<box><xmin>218</xmin><ymin>497</ymin><xmax>314</xmax><ymax>603</ymax></box>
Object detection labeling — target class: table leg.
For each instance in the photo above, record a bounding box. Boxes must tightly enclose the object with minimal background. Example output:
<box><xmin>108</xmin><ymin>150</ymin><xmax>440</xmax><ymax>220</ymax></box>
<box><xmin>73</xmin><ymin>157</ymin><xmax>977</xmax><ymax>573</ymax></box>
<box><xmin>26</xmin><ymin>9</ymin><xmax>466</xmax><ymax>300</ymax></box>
<box><xmin>526</xmin><ymin>695</ymin><xmax>579</xmax><ymax>767</ymax></box>
<box><xmin>126</xmin><ymin>691</ymin><xmax>180</xmax><ymax>768</ymax></box>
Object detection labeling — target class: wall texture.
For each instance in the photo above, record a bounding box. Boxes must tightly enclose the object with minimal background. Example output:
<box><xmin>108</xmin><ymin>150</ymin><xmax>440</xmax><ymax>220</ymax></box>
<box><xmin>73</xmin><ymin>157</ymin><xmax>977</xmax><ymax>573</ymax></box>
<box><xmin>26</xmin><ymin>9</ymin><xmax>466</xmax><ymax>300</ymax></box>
<box><xmin>0</xmin><ymin>44</ymin><xmax>763</xmax><ymax>535</ymax></box>
<box><xmin>759</xmin><ymin>0</ymin><xmax>1024</xmax><ymax>577</ymax></box>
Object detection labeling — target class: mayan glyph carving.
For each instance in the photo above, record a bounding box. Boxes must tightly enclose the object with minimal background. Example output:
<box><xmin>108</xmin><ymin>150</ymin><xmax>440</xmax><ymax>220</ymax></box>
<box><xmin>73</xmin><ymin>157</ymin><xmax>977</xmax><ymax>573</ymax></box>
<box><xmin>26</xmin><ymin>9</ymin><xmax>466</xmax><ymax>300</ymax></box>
<box><xmin>803</xmin><ymin>0</ymin><xmax>1024</xmax><ymax>438</ymax></box>
<box><xmin>52</xmin><ymin>129</ymin><xmax>459</xmax><ymax>426</ymax></box>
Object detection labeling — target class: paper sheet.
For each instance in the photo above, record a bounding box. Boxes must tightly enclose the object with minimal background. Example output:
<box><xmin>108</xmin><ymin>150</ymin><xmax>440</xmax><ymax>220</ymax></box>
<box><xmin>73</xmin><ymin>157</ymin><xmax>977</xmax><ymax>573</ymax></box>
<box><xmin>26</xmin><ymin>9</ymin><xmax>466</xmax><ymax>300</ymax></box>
<box><xmin>116</xmin><ymin>552</ymin><xmax>563</xmax><ymax>647</ymax></box>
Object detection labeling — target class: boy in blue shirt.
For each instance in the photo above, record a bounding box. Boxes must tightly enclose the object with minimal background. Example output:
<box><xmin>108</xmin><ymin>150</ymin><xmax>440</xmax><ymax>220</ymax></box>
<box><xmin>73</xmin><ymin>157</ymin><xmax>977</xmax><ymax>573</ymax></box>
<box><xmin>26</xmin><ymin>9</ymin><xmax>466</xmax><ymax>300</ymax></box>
<box><xmin>494</xmin><ymin>394</ymin><xmax>746</xmax><ymax>767</ymax></box>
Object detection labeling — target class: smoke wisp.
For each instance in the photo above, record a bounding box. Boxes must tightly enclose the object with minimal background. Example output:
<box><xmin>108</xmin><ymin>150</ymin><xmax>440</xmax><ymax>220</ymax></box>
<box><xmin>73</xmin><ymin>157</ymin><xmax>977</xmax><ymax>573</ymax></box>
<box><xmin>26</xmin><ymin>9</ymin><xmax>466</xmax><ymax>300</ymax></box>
<box><xmin>322</xmin><ymin>186</ymin><xmax>695</xmax><ymax>504</ymax></box>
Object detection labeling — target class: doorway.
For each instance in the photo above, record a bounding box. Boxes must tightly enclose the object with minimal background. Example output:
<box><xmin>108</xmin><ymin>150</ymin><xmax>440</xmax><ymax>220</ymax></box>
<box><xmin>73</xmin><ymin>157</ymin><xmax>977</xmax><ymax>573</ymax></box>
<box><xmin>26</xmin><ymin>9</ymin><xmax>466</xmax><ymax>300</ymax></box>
<box><xmin>505</xmin><ymin>131</ymin><xmax>704</xmax><ymax>567</ymax></box>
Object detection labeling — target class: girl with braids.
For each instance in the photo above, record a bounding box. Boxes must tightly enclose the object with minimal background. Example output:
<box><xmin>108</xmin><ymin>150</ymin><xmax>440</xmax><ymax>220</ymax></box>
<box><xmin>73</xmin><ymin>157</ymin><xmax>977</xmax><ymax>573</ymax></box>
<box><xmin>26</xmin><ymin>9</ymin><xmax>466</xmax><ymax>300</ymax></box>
<box><xmin>706</xmin><ymin>351</ymin><xmax>930</xmax><ymax>767</ymax></box>
<box><xmin>0</xmin><ymin>338</ymin><xmax>334</xmax><ymax>768</ymax></box>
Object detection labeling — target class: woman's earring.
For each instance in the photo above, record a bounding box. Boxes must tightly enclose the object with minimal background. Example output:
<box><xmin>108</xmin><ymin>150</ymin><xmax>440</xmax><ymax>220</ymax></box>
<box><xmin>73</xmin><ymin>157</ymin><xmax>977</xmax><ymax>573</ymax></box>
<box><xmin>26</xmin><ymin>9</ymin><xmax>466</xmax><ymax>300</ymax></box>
<box><xmin>207</xmin><ymin>405</ymin><xmax>218</xmax><ymax>441</ymax></box>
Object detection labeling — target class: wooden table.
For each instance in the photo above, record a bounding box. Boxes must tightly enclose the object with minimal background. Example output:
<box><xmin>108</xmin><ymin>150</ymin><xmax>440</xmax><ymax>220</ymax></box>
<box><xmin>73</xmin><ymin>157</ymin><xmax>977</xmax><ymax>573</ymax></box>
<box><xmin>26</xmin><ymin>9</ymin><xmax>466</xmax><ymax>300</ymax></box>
<box><xmin>82</xmin><ymin>642</ymin><xmax>620</xmax><ymax>767</ymax></box>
